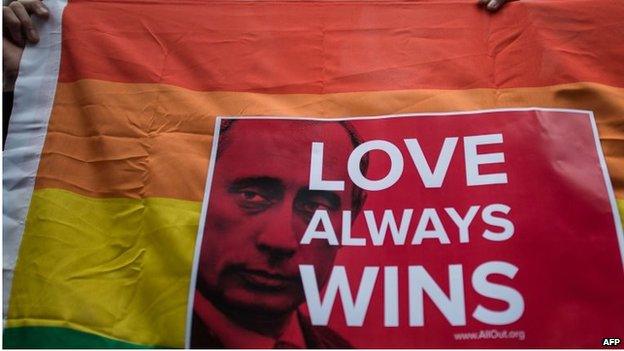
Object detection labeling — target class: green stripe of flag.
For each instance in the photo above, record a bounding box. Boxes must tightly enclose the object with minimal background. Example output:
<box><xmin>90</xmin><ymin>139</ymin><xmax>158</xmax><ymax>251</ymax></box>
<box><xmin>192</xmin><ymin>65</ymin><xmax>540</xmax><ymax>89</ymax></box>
<box><xmin>3</xmin><ymin>326</ymin><xmax>161</xmax><ymax>349</ymax></box>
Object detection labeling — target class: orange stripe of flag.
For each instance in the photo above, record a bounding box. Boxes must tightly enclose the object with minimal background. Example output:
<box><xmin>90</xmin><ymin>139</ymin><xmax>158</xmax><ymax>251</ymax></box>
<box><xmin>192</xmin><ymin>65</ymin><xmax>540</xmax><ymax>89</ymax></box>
<box><xmin>36</xmin><ymin>80</ymin><xmax>624</xmax><ymax>201</ymax></box>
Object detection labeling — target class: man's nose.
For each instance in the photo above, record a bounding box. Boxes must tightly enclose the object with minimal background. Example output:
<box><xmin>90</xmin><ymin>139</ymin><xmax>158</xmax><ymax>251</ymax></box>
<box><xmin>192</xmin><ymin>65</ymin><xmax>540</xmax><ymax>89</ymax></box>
<box><xmin>254</xmin><ymin>203</ymin><xmax>299</xmax><ymax>258</ymax></box>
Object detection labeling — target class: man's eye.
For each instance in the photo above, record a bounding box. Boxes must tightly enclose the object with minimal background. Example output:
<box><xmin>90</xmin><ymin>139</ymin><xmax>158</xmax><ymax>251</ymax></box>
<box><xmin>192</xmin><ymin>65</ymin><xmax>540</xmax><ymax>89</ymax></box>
<box><xmin>294</xmin><ymin>200</ymin><xmax>335</xmax><ymax>223</ymax></box>
<box><xmin>234</xmin><ymin>190</ymin><xmax>272</xmax><ymax>210</ymax></box>
<box><xmin>300</xmin><ymin>202</ymin><xmax>330</xmax><ymax>213</ymax></box>
<box><xmin>293</xmin><ymin>191</ymin><xmax>340</xmax><ymax>223</ymax></box>
<box><xmin>241</xmin><ymin>191</ymin><xmax>261</xmax><ymax>201</ymax></box>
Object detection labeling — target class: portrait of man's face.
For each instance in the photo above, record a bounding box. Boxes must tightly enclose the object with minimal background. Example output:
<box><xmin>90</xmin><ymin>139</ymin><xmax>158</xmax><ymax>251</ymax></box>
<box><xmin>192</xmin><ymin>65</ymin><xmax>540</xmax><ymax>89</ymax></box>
<box><xmin>196</xmin><ymin>119</ymin><xmax>356</xmax><ymax>317</ymax></box>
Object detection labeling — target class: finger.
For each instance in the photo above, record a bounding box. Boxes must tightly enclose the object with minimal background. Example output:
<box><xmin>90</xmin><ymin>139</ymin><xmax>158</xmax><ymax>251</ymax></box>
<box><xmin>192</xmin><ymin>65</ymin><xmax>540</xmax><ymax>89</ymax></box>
<box><xmin>20</xmin><ymin>0</ymin><xmax>49</xmax><ymax>19</ymax></box>
<box><xmin>3</xmin><ymin>7</ymin><xmax>24</xmax><ymax>45</ymax></box>
<box><xmin>487</xmin><ymin>0</ymin><xmax>506</xmax><ymax>11</ymax></box>
<box><xmin>3</xmin><ymin>37</ymin><xmax>25</xmax><ymax>92</ymax></box>
<box><xmin>8</xmin><ymin>1</ymin><xmax>38</xmax><ymax>43</ymax></box>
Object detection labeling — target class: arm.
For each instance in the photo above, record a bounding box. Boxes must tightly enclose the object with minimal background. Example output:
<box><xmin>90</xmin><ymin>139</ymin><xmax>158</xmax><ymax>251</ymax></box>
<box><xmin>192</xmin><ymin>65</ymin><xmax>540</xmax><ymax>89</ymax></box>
<box><xmin>3</xmin><ymin>0</ymin><xmax>48</xmax><ymax>147</ymax></box>
<box><xmin>3</xmin><ymin>0</ymin><xmax>49</xmax><ymax>92</ymax></box>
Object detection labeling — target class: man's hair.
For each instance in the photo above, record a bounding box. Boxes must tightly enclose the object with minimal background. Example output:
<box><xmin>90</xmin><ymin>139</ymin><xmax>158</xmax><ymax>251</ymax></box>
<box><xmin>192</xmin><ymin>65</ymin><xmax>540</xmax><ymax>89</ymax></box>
<box><xmin>216</xmin><ymin>119</ymin><xmax>368</xmax><ymax>214</ymax></box>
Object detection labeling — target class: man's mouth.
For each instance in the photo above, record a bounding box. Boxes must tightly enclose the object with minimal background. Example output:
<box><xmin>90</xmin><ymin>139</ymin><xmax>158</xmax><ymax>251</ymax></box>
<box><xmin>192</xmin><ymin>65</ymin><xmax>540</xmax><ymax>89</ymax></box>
<box><xmin>237</xmin><ymin>269</ymin><xmax>297</xmax><ymax>291</ymax></box>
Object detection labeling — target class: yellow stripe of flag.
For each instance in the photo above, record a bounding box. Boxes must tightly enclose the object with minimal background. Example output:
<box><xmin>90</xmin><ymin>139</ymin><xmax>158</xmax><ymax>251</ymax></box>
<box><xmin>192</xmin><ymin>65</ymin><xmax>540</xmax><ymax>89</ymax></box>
<box><xmin>7</xmin><ymin>188</ymin><xmax>200</xmax><ymax>347</ymax></box>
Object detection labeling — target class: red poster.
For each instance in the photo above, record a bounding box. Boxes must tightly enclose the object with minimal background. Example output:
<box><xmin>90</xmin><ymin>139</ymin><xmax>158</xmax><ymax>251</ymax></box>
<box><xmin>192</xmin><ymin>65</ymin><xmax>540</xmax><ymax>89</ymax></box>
<box><xmin>187</xmin><ymin>109</ymin><xmax>624</xmax><ymax>348</ymax></box>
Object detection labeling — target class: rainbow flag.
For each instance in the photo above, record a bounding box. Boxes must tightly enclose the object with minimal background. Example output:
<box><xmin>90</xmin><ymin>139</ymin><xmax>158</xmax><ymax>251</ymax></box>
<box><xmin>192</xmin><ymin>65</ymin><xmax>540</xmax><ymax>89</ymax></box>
<box><xmin>4</xmin><ymin>0</ymin><xmax>624</xmax><ymax>348</ymax></box>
